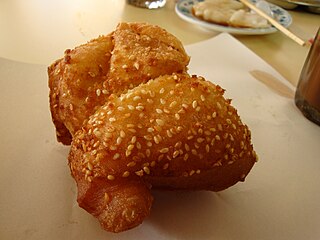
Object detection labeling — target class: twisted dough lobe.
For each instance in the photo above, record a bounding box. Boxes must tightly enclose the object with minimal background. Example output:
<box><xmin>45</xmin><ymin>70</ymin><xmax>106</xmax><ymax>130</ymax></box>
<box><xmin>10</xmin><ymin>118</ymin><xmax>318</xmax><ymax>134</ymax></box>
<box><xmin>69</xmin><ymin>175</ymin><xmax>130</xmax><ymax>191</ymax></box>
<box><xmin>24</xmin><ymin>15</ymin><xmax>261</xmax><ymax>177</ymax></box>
<box><xmin>69</xmin><ymin>74</ymin><xmax>257</xmax><ymax>232</ymax></box>
<box><xmin>48</xmin><ymin>22</ymin><xmax>190</xmax><ymax>144</ymax></box>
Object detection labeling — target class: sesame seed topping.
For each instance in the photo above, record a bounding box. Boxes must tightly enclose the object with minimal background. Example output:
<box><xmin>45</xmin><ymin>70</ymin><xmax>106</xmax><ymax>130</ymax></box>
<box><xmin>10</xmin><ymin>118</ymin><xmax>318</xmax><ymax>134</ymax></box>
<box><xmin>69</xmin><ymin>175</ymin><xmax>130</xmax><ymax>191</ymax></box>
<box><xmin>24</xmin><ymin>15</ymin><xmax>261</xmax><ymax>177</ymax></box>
<box><xmin>167</xmin><ymin>130</ymin><xmax>173</xmax><ymax>138</ymax></box>
<box><xmin>143</xmin><ymin>166</ymin><xmax>150</xmax><ymax>175</ymax></box>
<box><xmin>159</xmin><ymin>88</ymin><xmax>165</xmax><ymax>94</ymax></box>
<box><xmin>122</xmin><ymin>171</ymin><xmax>130</xmax><ymax>177</ymax></box>
<box><xmin>133</xmin><ymin>96</ymin><xmax>141</xmax><ymax>101</ymax></box>
<box><xmin>127</xmin><ymin>144</ymin><xmax>135</xmax><ymax>151</ymax></box>
<box><xmin>160</xmin><ymin>148</ymin><xmax>169</xmax><ymax>153</ymax></box>
<box><xmin>156</xmin><ymin>119</ymin><xmax>165</xmax><ymax>126</ymax></box>
<box><xmin>200</xmin><ymin>95</ymin><xmax>205</xmax><ymax>101</ymax></box>
<box><xmin>169</xmin><ymin>101</ymin><xmax>177</xmax><ymax>108</ymax></box>
<box><xmin>163</xmin><ymin>163</ymin><xmax>169</xmax><ymax>170</ymax></box>
<box><xmin>146</xmin><ymin>149</ymin><xmax>151</xmax><ymax>157</ymax></box>
<box><xmin>120</xmin><ymin>130</ymin><xmax>126</xmax><ymax>138</ymax></box>
<box><xmin>113</xmin><ymin>153</ymin><xmax>120</xmax><ymax>160</ymax></box>
<box><xmin>96</xmin><ymin>89</ymin><xmax>101</xmax><ymax>96</ymax></box>
<box><xmin>173</xmin><ymin>150</ymin><xmax>180</xmax><ymax>158</ymax></box>
<box><xmin>154</xmin><ymin>135</ymin><xmax>161</xmax><ymax>144</ymax></box>
<box><xmin>107</xmin><ymin>175</ymin><xmax>115</xmax><ymax>180</ymax></box>
<box><xmin>160</xmin><ymin>98</ymin><xmax>166</xmax><ymax>105</ymax></box>
<box><xmin>128</xmin><ymin>105</ymin><xmax>134</xmax><ymax>110</ymax></box>
<box><xmin>156</xmin><ymin>109</ymin><xmax>163</xmax><ymax>114</ymax></box>
<box><xmin>127</xmin><ymin>162</ymin><xmax>136</xmax><ymax>167</ymax></box>
<box><xmin>109</xmin><ymin>117</ymin><xmax>116</xmax><ymax>122</ymax></box>
<box><xmin>216</xmin><ymin>102</ymin><xmax>222</xmax><ymax>109</ymax></box>
<box><xmin>215</xmin><ymin>135</ymin><xmax>221</xmax><ymax>140</ymax></box>
<box><xmin>192</xmin><ymin>100</ymin><xmax>198</xmax><ymax>109</ymax></box>
<box><xmin>135</xmin><ymin>170</ymin><xmax>144</xmax><ymax>177</ymax></box>
<box><xmin>212</xmin><ymin>112</ymin><xmax>217</xmax><ymax>118</ymax></box>
<box><xmin>116</xmin><ymin>137</ymin><xmax>122</xmax><ymax>145</ymax></box>
<box><xmin>175</xmin><ymin>113</ymin><xmax>180</xmax><ymax>120</ymax></box>
<box><xmin>183</xmin><ymin>153</ymin><xmax>189</xmax><ymax>161</ymax></box>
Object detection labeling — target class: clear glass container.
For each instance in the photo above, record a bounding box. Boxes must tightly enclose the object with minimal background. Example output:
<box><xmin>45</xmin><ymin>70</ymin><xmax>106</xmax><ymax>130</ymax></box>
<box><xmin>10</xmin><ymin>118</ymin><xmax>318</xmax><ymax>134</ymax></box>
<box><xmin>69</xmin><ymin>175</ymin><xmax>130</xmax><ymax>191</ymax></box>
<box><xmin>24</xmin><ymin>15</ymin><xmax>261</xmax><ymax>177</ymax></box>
<box><xmin>295</xmin><ymin>28</ymin><xmax>320</xmax><ymax>126</ymax></box>
<box><xmin>127</xmin><ymin>0</ymin><xmax>166</xmax><ymax>9</ymax></box>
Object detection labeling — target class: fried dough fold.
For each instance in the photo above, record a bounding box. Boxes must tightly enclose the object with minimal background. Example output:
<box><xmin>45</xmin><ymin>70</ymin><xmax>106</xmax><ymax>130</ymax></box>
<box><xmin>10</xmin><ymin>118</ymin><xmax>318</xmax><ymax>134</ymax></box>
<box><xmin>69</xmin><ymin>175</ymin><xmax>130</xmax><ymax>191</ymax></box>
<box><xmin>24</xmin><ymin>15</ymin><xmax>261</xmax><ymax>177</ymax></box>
<box><xmin>48</xmin><ymin>22</ymin><xmax>190</xmax><ymax>144</ymax></box>
<box><xmin>68</xmin><ymin>74</ymin><xmax>257</xmax><ymax>232</ymax></box>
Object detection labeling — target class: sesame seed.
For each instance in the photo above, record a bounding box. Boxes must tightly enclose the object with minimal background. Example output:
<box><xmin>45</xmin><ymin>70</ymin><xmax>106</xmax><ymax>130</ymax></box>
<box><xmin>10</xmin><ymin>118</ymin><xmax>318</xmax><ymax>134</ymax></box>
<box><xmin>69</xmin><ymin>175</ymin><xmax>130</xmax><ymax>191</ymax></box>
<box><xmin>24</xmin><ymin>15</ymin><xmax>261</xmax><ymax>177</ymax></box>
<box><xmin>128</xmin><ymin>128</ymin><xmax>136</xmax><ymax>133</ymax></box>
<box><xmin>163</xmin><ymin>108</ymin><xmax>170</xmax><ymax>114</ymax></box>
<box><xmin>134</xmin><ymin>62</ymin><xmax>140</xmax><ymax>70</ymax></box>
<box><xmin>159</xmin><ymin>88</ymin><xmax>165</xmax><ymax>94</ymax></box>
<box><xmin>218</xmin><ymin>124</ymin><xmax>223</xmax><ymax>131</ymax></box>
<box><xmin>160</xmin><ymin>98</ymin><xmax>166</xmax><ymax>105</ymax></box>
<box><xmin>160</xmin><ymin>148</ymin><xmax>169</xmax><ymax>153</ymax></box>
<box><xmin>192</xmin><ymin>100</ymin><xmax>198</xmax><ymax>109</ymax></box>
<box><xmin>196</xmin><ymin>169</ymin><xmax>201</xmax><ymax>174</ymax></box>
<box><xmin>126</xmin><ymin>149</ymin><xmax>132</xmax><ymax>156</ymax></box>
<box><xmin>128</xmin><ymin>105</ymin><xmax>135</xmax><ymax>110</ymax></box>
<box><xmin>195</xmin><ymin>106</ymin><xmax>201</xmax><ymax>112</ymax></box>
<box><xmin>143</xmin><ymin>166</ymin><xmax>150</xmax><ymax>174</ymax></box>
<box><xmin>167</xmin><ymin>130</ymin><xmax>173</xmax><ymax>138</ymax></box>
<box><xmin>156</xmin><ymin>119</ymin><xmax>165</xmax><ymax>126</ymax></box>
<box><xmin>197</xmin><ymin>138</ymin><xmax>205</xmax><ymax>143</ymax></box>
<box><xmin>183</xmin><ymin>153</ymin><xmax>189</xmax><ymax>161</ymax></box>
<box><xmin>102</xmin><ymin>89</ymin><xmax>108</xmax><ymax>95</ymax></box>
<box><xmin>127</xmin><ymin>162</ymin><xmax>136</xmax><ymax>167</ymax></box>
<box><xmin>206</xmin><ymin>144</ymin><xmax>210</xmax><ymax>153</ymax></box>
<box><xmin>69</xmin><ymin>104</ymin><xmax>73</xmax><ymax>111</ymax></box>
<box><xmin>154</xmin><ymin>135</ymin><xmax>161</xmax><ymax>144</ymax></box>
<box><xmin>147</xmin><ymin>127</ymin><xmax>154</xmax><ymax>133</ymax></box>
<box><xmin>118</xmin><ymin>106</ymin><xmax>125</xmax><ymax>111</ymax></box>
<box><xmin>185</xmin><ymin>143</ymin><xmax>190</xmax><ymax>151</ymax></box>
<box><xmin>158</xmin><ymin>154</ymin><xmax>164</xmax><ymax>161</ymax></box>
<box><xmin>135</xmin><ymin>170</ymin><xmax>144</xmax><ymax>177</ymax></box>
<box><xmin>182</xmin><ymin>103</ymin><xmax>189</xmax><ymax>109</ymax></box>
<box><xmin>232</xmin><ymin>124</ymin><xmax>237</xmax><ymax>130</ymax></box>
<box><xmin>147</xmin><ymin>142</ymin><xmax>152</xmax><ymax>147</ymax></box>
<box><xmin>175</xmin><ymin>113</ymin><xmax>180</xmax><ymax>120</ymax></box>
<box><xmin>127</xmin><ymin>144</ymin><xmax>134</xmax><ymax>151</ymax></box>
<box><xmin>122</xmin><ymin>64</ymin><xmax>128</xmax><ymax>69</ymax></box>
<box><xmin>191</xmin><ymin>149</ymin><xmax>197</xmax><ymax>155</ymax></box>
<box><xmin>96</xmin><ymin>89</ymin><xmax>101</xmax><ymax>96</ymax></box>
<box><xmin>116</xmin><ymin>137</ymin><xmax>122</xmax><ymax>145</ymax></box>
<box><xmin>189</xmin><ymin>170</ymin><xmax>195</xmax><ymax>176</ymax></box>
<box><xmin>107</xmin><ymin>175</ymin><xmax>115</xmax><ymax>180</ymax></box>
<box><xmin>200</xmin><ymin>95</ymin><xmax>205</xmax><ymax>101</ymax></box>
<box><xmin>144</xmin><ymin>135</ymin><xmax>152</xmax><ymax>141</ymax></box>
<box><xmin>120</xmin><ymin>130</ymin><xmax>126</xmax><ymax>138</ymax></box>
<box><xmin>122</xmin><ymin>171</ymin><xmax>130</xmax><ymax>178</ymax></box>
<box><xmin>226</xmin><ymin>119</ymin><xmax>232</xmax><ymax>124</ymax></box>
<box><xmin>113</xmin><ymin>153</ymin><xmax>120</xmax><ymax>160</ymax></box>
<box><xmin>136</xmin><ymin>142</ymin><xmax>141</xmax><ymax>149</ymax></box>
<box><xmin>147</xmin><ymin>98</ymin><xmax>153</xmax><ymax>104</ymax></box>
<box><xmin>133</xmin><ymin>96</ymin><xmax>141</xmax><ymax>101</ymax></box>
<box><xmin>215</xmin><ymin>135</ymin><xmax>221</xmax><ymax>141</ymax></box>
<box><xmin>173</xmin><ymin>150</ymin><xmax>180</xmax><ymax>158</ymax></box>
<box><xmin>216</xmin><ymin>102</ymin><xmax>222</xmax><ymax>109</ymax></box>
<box><xmin>109</xmin><ymin>117</ymin><xmax>116</xmax><ymax>122</ymax></box>
<box><xmin>212</xmin><ymin>112</ymin><xmax>217</xmax><ymax>118</ymax></box>
<box><xmin>156</xmin><ymin>109</ymin><xmax>163</xmax><ymax>114</ymax></box>
<box><xmin>150</xmin><ymin>161</ymin><xmax>156</xmax><ymax>167</ymax></box>
<box><xmin>110</xmin><ymin>145</ymin><xmax>117</xmax><ymax>151</ymax></box>
<box><xmin>146</xmin><ymin>149</ymin><xmax>151</xmax><ymax>157</ymax></box>
<box><xmin>170</xmin><ymin>90</ymin><xmax>174</xmax><ymax>95</ymax></box>
<box><xmin>169</xmin><ymin>101</ymin><xmax>177</xmax><ymax>108</ymax></box>
<box><xmin>163</xmin><ymin>163</ymin><xmax>169</xmax><ymax>170</ymax></box>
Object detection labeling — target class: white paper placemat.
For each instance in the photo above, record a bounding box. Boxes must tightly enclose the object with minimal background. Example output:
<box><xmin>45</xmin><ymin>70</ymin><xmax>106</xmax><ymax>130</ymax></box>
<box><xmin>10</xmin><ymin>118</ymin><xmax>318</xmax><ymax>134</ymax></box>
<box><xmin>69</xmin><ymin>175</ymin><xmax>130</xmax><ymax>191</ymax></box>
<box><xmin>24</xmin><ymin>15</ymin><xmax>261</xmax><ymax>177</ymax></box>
<box><xmin>1</xmin><ymin>33</ymin><xmax>319</xmax><ymax>240</ymax></box>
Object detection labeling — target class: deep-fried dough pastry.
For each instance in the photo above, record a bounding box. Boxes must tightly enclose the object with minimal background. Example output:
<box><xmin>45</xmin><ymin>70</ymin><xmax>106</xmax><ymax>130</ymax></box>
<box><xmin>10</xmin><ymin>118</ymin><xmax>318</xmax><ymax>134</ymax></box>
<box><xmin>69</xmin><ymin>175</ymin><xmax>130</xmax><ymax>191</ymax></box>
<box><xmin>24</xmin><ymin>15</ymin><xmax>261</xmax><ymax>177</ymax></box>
<box><xmin>48</xmin><ymin>22</ymin><xmax>190</xmax><ymax>145</ymax></box>
<box><xmin>68</xmin><ymin>73</ymin><xmax>257</xmax><ymax>232</ymax></box>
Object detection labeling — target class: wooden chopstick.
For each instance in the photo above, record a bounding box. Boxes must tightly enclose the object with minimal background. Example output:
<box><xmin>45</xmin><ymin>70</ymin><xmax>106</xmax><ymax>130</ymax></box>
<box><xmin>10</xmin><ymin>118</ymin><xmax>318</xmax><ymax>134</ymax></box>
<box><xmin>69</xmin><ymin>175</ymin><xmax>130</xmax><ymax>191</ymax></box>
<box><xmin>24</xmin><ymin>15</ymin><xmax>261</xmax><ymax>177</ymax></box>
<box><xmin>239</xmin><ymin>0</ymin><xmax>306</xmax><ymax>46</ymax></box>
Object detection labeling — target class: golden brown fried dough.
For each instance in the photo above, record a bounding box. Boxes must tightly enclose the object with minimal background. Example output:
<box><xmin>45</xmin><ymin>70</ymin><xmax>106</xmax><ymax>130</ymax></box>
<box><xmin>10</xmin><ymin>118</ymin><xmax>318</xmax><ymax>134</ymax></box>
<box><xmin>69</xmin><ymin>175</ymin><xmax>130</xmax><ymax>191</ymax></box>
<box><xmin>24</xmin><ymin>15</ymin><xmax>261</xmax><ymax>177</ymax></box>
<box><xmin>48</xmin><ymin>22</ymin><xmax>190</xmax><ymax>145</ymax></box>
<box><xmin>68</xmin><ymin>73</ymin><xmax>257</xmax><ymax>232</ymax></box>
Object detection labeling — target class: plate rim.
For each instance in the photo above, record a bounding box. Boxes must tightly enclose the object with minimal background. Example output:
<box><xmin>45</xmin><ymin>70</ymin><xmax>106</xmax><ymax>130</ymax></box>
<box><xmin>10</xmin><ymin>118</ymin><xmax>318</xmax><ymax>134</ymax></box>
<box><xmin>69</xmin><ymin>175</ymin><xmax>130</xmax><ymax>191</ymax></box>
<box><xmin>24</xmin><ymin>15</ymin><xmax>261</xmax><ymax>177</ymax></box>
<box><xmin>175</xmin><ymin>0</ymin><xmax>293</xmax><ymax>35</ymax></box>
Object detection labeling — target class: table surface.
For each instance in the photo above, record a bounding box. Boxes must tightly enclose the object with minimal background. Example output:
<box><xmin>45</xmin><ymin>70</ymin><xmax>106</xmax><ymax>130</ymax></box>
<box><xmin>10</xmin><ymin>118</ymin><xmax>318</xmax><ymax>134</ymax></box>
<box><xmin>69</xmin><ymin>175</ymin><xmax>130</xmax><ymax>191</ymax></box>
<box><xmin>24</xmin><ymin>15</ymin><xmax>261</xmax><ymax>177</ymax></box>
<box><xmin>0</xmin><ymin>0</ymin><xmax>319</xmax><ymax>86</ymax></box>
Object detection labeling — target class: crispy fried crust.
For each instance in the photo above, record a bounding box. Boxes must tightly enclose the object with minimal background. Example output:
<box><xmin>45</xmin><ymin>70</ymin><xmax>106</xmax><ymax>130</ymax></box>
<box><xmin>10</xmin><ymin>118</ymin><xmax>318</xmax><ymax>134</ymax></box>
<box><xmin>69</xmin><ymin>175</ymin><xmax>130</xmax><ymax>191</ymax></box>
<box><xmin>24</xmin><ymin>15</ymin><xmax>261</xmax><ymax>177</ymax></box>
<box><xmin>68</xmin><ymin>74</ymin><xmax>257</xmax><ymax>232</ymax></box>
<box><xmin>48</xmin><ymin>22</ymin><xmax>190</xmax><ymax>144</ymax></box>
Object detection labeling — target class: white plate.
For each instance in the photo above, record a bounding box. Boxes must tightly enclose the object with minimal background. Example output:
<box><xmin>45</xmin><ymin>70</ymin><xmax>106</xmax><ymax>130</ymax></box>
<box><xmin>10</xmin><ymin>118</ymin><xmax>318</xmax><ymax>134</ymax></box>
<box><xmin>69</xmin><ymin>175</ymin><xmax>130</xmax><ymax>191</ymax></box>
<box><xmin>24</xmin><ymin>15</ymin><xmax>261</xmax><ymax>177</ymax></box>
<box><xmin>175</xmin><ymin>0</ymin><xmax>292</xmax><ymax>35</ymax></box>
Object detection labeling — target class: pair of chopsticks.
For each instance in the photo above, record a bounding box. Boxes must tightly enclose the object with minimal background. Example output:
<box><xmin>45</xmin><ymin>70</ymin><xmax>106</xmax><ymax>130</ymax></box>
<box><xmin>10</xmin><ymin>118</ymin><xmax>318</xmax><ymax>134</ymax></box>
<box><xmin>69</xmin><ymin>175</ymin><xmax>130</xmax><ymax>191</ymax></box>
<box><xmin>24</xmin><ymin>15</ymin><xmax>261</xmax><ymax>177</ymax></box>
<box><xmin>239</xmin><ymin>0</ymin><xmax>307</xmax><ymax>46</ymax></box>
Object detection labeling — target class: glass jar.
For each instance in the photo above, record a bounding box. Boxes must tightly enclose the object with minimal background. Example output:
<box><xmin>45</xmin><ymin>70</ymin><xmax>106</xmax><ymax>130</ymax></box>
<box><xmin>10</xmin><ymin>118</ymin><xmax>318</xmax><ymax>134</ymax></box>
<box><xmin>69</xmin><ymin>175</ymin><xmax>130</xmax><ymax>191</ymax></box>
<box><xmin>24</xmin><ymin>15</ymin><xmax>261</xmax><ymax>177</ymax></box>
<box><xmin>295</xmin><ymin>28</ymin><xmax>320</xmax><ymax>126</ymax></box>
